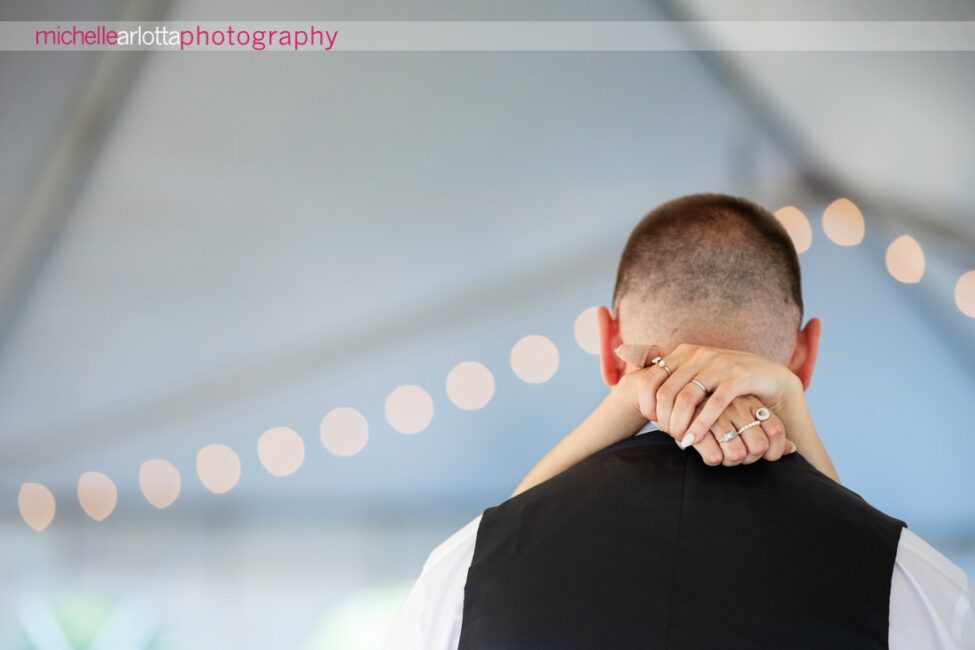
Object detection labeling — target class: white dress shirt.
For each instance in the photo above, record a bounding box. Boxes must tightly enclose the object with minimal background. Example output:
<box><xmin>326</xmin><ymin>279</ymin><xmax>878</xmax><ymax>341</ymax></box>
<box><xmin>384</xmin><ymin>423</ymin><xmax>975</xmax><ymax>649</ymax></box>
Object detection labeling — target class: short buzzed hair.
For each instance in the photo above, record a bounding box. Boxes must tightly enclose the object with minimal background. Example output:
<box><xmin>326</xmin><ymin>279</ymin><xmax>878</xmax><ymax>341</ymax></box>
<box><xmin>612</xmin><ymin>193</ymin><xmax>803</xmax><ymax>361</ymax></box>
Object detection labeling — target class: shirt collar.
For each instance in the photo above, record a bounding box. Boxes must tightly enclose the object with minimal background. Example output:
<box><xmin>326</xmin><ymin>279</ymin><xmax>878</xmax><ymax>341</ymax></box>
<box><xmin>635</xmin><ymin>420</ymin><xmax>661</xmax><ymax>436</ymax></box>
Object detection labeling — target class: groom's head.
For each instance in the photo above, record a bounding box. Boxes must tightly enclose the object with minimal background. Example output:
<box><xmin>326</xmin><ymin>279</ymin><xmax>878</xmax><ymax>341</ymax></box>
<box><xmin>597</xmin><ymin>193</ymin><xmax>821</xmax><ymax>389</ymax></box>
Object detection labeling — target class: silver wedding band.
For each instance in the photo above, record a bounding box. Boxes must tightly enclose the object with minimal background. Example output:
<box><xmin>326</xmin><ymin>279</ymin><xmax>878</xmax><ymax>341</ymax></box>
<box><xmin>691</xmin><ymin>379</ymin><xmax>709</xmax><ymax>393</ymax></box>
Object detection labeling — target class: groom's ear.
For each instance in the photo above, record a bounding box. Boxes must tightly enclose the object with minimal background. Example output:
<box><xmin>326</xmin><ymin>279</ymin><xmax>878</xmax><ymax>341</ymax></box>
<box><xmin>598</xmin><ymin>305</ymin><xmax>624</xmax><ymax>386</ymax></box>
<box><xmin>788</xmin><ymin>317</ymin><xmax>821</xmax><ymax>390</ymax></box>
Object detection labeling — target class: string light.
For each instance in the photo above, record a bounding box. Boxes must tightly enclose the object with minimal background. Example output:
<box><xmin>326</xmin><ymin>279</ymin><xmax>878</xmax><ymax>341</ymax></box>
<box><xmin>445</xmin><ymin>361</ymin><xmax>495</xmax><ymax>410</ymax></box>
<box><xmin>321</xmin><ymin>407</ymin><xmax>369</xmax><ymax>456</ymax></box>
<box><xmin>385</xmin><ymin>385</ymin><xmax>434</xmax><ymax>434</ymax></box>
<box><xmin>258</xmin><ymin>426</ymin><xmax>305</xmax><ymax>477</ymax></box>
<box><xmin>77</xmin><ymin>472</ymin><xmax>117</xmax><ymax>522</ymax></box>
<box><xmin>18</xmin><ymin>483</ymin><xmax>56</xmax><ymax>532</ymax></box>
<box><xmin>955</xmin><ymin>271</ymin><xmax>975</xmax><ymax>318</ymax></box>
<box><xmin>885</xmin><ymin>235</ymin><xmax>925</xmax><ymax>284</ymax></box>
<box><xmin>573</xmin><ymin>307</ymin><xmax>601</xmax><ymax>354</ymax></box>
<box><xmin>822</xmin><ymin>198</ymin><xmax>865</xmax><ymax>246</ymax></box>
<box><xmin>196</xmin><ymin>444</ymin><xmax>241</xmax><ymax>494</ymax></box>
<box><xmin>510</xmin><ymin>335</ymin><xmax>559</xmax><ymax>383</ymax></box>
<box><xmin>139</xmin><ymin>459</ymin><xmax>181</xmax><ymax>509</ymax></box>
<box><xmin>774</xmin><ymin>206</ymin><xmax>812</xmax><ymax>253</ymax></box>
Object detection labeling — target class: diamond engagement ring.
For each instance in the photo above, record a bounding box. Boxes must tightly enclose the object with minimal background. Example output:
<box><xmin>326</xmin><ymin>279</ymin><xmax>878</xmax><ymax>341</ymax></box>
<box><xmin>718</xmin><ymin>430</ymin><xmax>739</xmax><ymax>443</ymax></box>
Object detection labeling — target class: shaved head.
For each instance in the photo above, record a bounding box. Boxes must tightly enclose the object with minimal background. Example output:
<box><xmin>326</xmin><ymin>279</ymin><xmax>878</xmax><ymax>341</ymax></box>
<box><xmin>612</xmin><ymin>194</ymin><xmax>803</xmax><ymax>362</ymax></box>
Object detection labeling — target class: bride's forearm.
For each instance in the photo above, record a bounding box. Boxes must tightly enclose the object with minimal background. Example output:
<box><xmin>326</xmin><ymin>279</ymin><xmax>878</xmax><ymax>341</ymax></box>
<box><xmin>512</xmin><ymin>386</ymin><xmax>647</xmax><ymax>496</ymax></box>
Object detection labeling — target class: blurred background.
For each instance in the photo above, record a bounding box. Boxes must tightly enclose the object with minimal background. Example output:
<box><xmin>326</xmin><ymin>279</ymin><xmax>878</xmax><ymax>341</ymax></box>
<box><xmin>2</xmin><ymin>0</ymin><xmax>974</xmax><ymax>648</ymax></box>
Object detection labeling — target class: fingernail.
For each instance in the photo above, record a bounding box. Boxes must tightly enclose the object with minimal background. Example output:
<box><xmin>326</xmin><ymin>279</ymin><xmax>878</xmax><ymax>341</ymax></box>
<box><xmin>615</xmin><ymin>344</ymin><xmax>650</xmax><ymax>368</ymax></box>
<box><xmin>678</xmin><ymin>433</ymin><xmax>695</xmax><ymax>450</ymax></box>
<box><xmin>787</xmin><ymin>442</ymin><xmax>798</xmax><ymax>454</ymax></box>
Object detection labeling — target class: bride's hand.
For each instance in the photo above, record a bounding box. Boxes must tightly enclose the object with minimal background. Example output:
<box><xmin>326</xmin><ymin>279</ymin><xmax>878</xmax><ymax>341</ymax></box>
<box><xmin>615</xmin><ymin>343</ymin><xmax>803</xmax><ymax>467</ymax></box>
<box><xmin>512</xmin><ymin>339</ymin><xmax>836</xmax><ymax>499</ymax></box>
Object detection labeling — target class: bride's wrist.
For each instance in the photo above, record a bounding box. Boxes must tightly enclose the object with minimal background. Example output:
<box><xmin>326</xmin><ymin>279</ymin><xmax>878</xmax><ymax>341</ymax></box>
<box><xmin>775</xmin><ymin>370</ymin><xmax>805</xmax><ymax>415</ymax></box>
<box><xmin>775</xmin><ymin>376</ymin><xmax>817</xmax><ymax>442</ymax></box>
<box><xmin>605</xmin><ymin>375</ymin><xmax>651</xmax><ymax>428</ymax></box>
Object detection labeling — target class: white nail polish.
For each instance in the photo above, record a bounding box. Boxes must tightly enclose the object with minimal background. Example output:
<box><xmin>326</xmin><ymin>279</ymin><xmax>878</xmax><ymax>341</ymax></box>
<box><xmin>679</xmin><ymin>433</ymin><xmax>695</xmax><ymax>449</ymax></box>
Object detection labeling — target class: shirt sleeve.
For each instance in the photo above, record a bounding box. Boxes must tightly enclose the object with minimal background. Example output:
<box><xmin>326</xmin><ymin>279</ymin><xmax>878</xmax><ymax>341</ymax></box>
<box><xmin>889</xmin><ymin>527</ymin><xmax>975</xmax><ymax>649</ymax></box>
<box><xmin>382</xmin><ymin>515</ymin><xmax>482</xmax><ymax>650</ymax></box>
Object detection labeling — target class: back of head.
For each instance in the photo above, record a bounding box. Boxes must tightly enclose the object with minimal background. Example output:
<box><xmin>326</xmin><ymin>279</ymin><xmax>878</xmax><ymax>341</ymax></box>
<box><xmin>612</xmin><ymin>193</ymin><xmax>803</xmax><ymax>362</ymax></box>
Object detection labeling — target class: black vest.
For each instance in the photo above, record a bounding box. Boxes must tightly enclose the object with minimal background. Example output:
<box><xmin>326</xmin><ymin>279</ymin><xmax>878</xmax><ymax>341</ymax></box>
<box><xmin>459</xmin><ymin>430</ymin><xmax>905</xmax><ymax>649</ymax></box>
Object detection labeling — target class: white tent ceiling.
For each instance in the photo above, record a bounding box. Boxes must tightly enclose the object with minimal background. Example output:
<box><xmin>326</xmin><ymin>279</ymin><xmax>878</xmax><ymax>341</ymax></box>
<box><xmin>0</xmin><ymin>0</ymin><xmax>972</xmax><ymax>515</ymax></box>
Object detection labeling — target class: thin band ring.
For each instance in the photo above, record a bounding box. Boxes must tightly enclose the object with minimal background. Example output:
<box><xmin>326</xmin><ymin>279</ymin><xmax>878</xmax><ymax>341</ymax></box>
<box><xmin>691</xmin><ymin>379</ymin><xmax>709</xmax><ymax>393</ymax></box>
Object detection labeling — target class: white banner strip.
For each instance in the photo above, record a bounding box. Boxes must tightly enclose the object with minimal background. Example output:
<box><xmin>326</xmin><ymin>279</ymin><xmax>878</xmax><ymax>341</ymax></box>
<box><xmin>1</xmin><ymin>21</ymin><xmax>973</xmax><ymax>52</ymax></box>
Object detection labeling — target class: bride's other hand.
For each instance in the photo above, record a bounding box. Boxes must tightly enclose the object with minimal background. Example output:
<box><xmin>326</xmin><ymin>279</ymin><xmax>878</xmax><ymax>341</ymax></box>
<box><xmin>690</xmin><ymin>394</ymin><xmax>792</xmax><ymax>467</ymax></box>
